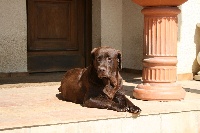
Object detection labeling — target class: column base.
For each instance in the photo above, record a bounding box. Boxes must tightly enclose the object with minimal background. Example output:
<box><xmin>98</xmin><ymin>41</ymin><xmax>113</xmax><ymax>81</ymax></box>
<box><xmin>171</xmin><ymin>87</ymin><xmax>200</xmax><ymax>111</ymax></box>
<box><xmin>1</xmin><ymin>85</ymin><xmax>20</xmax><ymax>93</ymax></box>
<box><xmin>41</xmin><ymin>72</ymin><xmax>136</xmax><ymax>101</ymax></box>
<box><xmin>133</xmin><ymin>83</ymin><xmax>186</xmax><ymax>101</ymax></box>
<box><xmin>194</xmin><ymin>75</ymin><xmax>200</xmax><ymax>80</ymax></box>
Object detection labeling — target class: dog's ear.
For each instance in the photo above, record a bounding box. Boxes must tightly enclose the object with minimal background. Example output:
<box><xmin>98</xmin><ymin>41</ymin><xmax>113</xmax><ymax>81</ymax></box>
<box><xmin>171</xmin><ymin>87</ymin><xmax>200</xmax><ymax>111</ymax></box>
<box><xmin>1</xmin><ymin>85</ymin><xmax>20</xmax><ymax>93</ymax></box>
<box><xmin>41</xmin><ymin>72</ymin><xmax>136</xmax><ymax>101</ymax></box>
<box><xmin>117</xmin><ymin>51</ymin><xmax>122</xmax><ymax>70</ymax></box>
<box><xmin>91</xmin><ymin>48</ymin><xmax>98</xmax><ymax>61</ymax></box>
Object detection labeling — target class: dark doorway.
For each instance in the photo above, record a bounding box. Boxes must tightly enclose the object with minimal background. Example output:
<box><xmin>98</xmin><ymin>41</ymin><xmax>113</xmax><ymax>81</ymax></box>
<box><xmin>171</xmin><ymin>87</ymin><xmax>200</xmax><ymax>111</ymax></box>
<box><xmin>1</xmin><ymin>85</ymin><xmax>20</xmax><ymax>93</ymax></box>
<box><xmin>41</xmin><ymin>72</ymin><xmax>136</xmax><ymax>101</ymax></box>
<box><xmin>27</xmin><ymin>0</ymin><xmax>92</xmax><ymax>72</ymax></box>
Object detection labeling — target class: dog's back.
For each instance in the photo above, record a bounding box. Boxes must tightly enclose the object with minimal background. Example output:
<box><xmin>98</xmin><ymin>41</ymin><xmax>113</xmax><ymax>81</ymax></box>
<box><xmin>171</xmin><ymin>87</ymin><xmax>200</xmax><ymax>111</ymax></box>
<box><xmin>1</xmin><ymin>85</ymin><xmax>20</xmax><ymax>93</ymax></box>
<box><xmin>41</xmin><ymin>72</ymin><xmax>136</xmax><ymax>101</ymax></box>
<box><xmin>59</xmin><ymin>68</ymin><xmax>87</xmax><ymax>104</ymax></box>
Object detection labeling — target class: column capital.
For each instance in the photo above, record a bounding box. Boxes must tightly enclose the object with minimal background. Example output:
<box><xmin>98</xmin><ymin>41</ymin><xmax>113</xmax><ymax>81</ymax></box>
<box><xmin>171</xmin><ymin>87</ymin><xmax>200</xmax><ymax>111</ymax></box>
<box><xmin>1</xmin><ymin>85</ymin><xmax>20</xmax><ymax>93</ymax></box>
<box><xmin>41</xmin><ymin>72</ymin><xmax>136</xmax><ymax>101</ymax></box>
<box><xmin>132</xmin><ymin>0</ymin><xmax>187</xmax><ymax>7</ymax></box>
<box><xmin>142</xmin><ymin>7</ymin><xmax>181</xmax><ymax>16</ymax></box>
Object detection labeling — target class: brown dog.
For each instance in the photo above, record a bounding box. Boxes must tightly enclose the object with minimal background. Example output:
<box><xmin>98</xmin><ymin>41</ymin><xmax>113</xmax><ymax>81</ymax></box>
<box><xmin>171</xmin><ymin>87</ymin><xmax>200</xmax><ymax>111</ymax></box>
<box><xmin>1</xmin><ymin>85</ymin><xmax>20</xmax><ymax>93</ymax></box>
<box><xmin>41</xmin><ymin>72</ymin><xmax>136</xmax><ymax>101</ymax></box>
<box><xmin>58</xmin><ymin>47</ymin><xmax>141</xmax><ymax>113</ymax></box>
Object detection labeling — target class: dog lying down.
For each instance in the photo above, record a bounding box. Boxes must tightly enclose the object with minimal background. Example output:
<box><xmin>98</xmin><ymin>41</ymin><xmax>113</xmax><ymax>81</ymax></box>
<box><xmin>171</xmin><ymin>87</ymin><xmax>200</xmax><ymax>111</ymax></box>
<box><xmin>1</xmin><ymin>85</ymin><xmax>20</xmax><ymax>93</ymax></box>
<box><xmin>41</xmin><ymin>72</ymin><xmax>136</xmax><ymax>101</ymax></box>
<box><xmin>58</xmin><ymin>47</ymin><xmax>141</xmax><ymax>113</ymax></box>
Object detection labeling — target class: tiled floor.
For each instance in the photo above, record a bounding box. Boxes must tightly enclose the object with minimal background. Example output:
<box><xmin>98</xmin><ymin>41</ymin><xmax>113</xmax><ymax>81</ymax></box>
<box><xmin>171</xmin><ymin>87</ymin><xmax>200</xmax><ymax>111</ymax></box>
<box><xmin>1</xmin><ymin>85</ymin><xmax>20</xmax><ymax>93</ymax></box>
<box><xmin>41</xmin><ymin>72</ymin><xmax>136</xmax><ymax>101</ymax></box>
<box><xmin>0</xmin><ymin>72</ymin><xmax>200</xmax><ymax>131</ymax></box>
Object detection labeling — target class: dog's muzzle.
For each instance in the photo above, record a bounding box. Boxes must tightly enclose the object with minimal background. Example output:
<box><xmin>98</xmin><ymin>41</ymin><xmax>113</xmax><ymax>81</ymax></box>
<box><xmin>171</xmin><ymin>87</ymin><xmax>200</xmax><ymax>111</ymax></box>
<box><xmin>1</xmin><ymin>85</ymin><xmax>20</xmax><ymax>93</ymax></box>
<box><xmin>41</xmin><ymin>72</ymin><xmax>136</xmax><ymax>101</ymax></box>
<box><xmin>97</xmin><ymin>67</ymin><xmax>109</xmax><ymax>78</ymax></box>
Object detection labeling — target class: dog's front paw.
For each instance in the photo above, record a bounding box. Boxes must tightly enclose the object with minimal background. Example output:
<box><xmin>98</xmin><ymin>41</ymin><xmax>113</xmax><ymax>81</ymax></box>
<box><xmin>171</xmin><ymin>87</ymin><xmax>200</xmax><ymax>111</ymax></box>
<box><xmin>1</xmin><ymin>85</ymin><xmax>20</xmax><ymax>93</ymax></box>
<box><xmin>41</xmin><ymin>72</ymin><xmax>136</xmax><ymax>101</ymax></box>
<box><xmin>128</xmin><ymin>105</ymin><xmax>141</xmax><ymax>114</ymax></box>
<box><xmin>116</xmin><ymin>105</ymin><xmax>127</xmax><ymax>112</ymax></box>
<box><xmin>110</xmin><ymin>103</ymin><xmax>127</xmax><ymax>112</ymax></box>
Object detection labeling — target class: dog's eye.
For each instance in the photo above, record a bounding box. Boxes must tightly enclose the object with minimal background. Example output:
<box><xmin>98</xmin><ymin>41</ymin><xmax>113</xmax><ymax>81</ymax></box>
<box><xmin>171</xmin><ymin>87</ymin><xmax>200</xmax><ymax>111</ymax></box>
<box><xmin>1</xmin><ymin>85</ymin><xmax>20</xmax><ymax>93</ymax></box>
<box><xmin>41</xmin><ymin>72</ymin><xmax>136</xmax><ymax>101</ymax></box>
<box><xmin>96</xmin><ymin>58</ymin><xmax>101</xmax><ymax>62</ymax></box>
<box><xmin>107</xmin><ymin>57</ymin><xmax>112</xmax><ymax>62</ymax></box>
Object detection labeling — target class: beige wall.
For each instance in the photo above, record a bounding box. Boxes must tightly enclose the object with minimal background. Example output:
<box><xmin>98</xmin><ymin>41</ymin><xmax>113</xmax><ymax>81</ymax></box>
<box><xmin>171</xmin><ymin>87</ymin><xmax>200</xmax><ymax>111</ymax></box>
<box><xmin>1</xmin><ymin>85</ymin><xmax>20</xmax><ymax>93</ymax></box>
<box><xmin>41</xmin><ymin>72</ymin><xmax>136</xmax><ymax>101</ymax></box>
<box><xmin>92</xmin><ymin>0</ymin><xmax>101</xmax><ymax>49</ymax></box>
<box><xmin>92</xmin><ymin>0</ymin><xmax>143</xmax><ymax>69</ymax></box>
<box><xmin>177</xmin><ymin>0</ymin><xmax>200</xmax><ymax>74</ymax></box>
<box><xmin>0</xmin><ymin>0</ymin><xmax>27</xmax><ymax>73</ymax></box>
<box><xmin>101</xmin><ymin>0</ymin><xmax>123</xmax><ymax>52</ymax></box>
<box><xmin>92</xmin><ymin>0</ymin><xmax>123</xmax><ymax>52</ymax></box>
<box><xmin>122</xmin><ymin>0</ymin><xmax>143</xmax><ymax>70</ymax></box>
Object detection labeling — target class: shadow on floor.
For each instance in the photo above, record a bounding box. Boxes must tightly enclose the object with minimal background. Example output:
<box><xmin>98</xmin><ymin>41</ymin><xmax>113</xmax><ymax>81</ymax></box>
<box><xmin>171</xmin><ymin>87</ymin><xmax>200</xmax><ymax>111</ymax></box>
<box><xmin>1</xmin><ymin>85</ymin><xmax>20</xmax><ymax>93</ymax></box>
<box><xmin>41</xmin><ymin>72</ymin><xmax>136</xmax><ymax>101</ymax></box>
<box><xmin>0</xmin><ymin>72</ymin><xmax>65</xmax><ymax>85</ymax></box>
<box><xmin>184</xmin><ymin>88</ymin><xmax>200</xmax><ymax>94</ymax></box>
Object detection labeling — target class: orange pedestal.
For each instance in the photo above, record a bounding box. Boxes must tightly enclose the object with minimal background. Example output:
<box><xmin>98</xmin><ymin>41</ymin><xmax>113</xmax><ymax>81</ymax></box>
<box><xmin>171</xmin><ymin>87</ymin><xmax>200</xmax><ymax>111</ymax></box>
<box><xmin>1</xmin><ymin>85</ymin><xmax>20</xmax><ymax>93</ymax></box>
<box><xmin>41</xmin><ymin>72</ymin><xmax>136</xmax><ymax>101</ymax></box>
<box><xmin>132</xmin><ymin>6</ymin><xmax>186</xmax><ymax>100</ymax></box>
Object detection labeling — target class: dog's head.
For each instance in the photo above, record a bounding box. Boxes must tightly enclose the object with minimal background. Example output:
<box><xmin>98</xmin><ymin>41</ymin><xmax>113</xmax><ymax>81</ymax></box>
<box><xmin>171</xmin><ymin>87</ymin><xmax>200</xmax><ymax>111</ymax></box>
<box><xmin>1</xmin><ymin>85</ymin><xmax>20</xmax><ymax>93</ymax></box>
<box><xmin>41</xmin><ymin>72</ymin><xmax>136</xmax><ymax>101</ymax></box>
<box><xmin>91</xmin><ymin>47</ymin><xmax>122</xmax><ymax>79</ymax></box>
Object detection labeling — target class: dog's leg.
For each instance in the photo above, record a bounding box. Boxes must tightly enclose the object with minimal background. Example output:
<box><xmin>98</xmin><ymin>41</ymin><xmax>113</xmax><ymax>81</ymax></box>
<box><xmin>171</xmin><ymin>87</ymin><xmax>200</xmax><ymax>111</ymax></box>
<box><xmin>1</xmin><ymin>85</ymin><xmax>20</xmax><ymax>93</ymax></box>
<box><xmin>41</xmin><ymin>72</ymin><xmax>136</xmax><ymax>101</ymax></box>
<box><xmin>114</xmin><ymin>93</ymin><xmax>141</xmax><ymax>114</ymax></box>
<box><xmin>83</xmin><ymin>96</ymin><xmax>127</xmax><ymax>112</ymax></box>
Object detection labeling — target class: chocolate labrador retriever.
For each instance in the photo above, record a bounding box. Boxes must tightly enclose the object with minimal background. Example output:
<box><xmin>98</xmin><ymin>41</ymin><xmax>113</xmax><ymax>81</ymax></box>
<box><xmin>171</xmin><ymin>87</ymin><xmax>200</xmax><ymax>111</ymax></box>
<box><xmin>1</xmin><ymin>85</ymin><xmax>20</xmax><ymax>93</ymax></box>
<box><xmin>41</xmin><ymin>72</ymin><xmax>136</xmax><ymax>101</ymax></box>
<box><xmin>58</xmin><ymin>47</ymin><xmax>141</xmax><ymax>113</ymax></box>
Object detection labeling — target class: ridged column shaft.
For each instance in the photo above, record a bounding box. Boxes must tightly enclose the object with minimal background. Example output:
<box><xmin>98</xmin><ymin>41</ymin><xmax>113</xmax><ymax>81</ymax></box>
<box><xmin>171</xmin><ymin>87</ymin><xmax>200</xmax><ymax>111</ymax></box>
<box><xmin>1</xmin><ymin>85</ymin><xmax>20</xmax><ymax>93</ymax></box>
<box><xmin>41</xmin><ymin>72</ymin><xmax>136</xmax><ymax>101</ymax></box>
<box><xmin>133</xmin><ymin>7</ymin><xmax>186</xmax><ymax>100</ymax></box>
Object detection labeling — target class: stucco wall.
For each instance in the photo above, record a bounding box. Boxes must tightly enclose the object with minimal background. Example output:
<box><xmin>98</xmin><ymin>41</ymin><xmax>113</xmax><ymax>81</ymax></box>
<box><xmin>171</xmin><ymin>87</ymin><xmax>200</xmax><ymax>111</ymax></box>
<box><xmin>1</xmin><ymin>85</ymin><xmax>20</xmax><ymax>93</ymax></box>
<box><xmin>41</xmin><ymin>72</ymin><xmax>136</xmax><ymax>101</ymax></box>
<box><xmin>101</xmin><ymin>0</ymin><xmax>123</xmax><ymax>52</ymax></box>
<box><xmin>92</xmin><ymin>0</ymin><xmax>142</xmax><ymax>69</ymax></box>
<box><xmin>92</xmin><ymin>0</ymin><xmax>101</xmax><ymax>49</ymax></box>
<box><xmin>0</xmin><ymin>0</ymin><xmax>27</xmax><ymax>73</ymax></box>
<box><xmin>92</xmin><ymin>0</ymin><xmax>123</xmax><ymax>52</ymax></box>
<box><xmin>122</xmin><ymin>0</ymin><xmax>143</xmax><ymax>70</ymax></box>
<box><xmin>177</xmin><ymin>0</ymin><xmax>200</xmax><ymax>74</ymax></box>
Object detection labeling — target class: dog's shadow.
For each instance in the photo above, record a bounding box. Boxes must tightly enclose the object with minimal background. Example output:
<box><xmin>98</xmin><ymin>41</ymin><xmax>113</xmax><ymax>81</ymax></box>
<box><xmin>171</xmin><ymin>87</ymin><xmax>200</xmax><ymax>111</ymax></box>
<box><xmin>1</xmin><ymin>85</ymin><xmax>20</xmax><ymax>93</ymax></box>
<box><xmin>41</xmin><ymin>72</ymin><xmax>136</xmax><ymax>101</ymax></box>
<box><xmin>56</xmin><ymin>93</ymin><xmax>65</xmax><ymax>101</ymax></box>
<box><xmin>56</xmin><ymin>93</ymin><xmax>84</xmax><ymax>106</ymax></box>
<box><xmin>123</xmin><ymin>86</ymin><xmax>136</xmax><ymax>99</ymax></box>
<box><xmin>123</xmin><ymin>78</ymin><xmax>142</xmax><ymax>99</ymax></box>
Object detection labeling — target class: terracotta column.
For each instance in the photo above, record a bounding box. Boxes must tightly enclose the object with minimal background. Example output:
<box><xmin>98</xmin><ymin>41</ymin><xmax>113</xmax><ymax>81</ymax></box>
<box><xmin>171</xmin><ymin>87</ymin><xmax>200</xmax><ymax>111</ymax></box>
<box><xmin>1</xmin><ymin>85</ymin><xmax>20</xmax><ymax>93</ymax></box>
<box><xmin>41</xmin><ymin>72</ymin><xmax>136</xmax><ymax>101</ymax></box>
<box><xmin>132</xmin><ymin>0</ymin><xmax>187</xmax><ymax>100</ymax></box>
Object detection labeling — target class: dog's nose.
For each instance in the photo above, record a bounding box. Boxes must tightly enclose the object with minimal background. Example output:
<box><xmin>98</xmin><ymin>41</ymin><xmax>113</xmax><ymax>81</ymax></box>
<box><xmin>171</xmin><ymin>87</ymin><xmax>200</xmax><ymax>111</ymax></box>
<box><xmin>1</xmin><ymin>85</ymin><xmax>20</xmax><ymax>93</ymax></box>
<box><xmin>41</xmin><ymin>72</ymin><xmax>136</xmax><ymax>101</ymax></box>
<box><xmin>98</xmin><ymin>67</ymin><xmax>106</xmax><ymax>72</ymax></box>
